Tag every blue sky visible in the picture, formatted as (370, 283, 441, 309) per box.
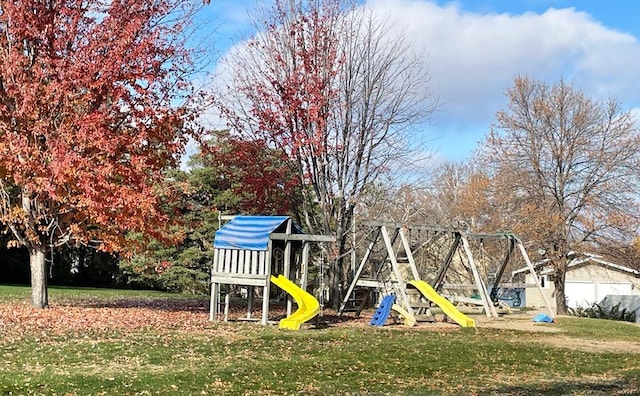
(199, 0, 640, 165)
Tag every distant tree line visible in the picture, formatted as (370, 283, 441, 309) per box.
(0, 236, 120, 288)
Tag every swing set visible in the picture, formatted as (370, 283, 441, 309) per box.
(338, 221, 553, 326)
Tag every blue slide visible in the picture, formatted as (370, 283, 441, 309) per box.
(370, 295, 396, 326)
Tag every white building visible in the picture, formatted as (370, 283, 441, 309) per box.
(511, 254, 640, 310)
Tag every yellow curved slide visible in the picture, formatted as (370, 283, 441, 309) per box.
(270, 275, 320, 330)
(408, 280, 475, 328)
(391, 304, 416, 327)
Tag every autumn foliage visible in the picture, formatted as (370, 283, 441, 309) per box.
(481, 77, 640, 313)
(0, 1, 201, 307)
(0, 299, 208, 342)
(217, 0, 434, 308)
(197, 132, 301, 215)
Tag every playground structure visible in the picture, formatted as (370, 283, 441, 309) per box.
(339, 221, 553, 327)
(209, 215, 333, 329)
(209, 216, 552, 330)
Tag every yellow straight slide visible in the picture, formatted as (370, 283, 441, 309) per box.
(270, 275, 320, 330)
(408, 280, 475, 328)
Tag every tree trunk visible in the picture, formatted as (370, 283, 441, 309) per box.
(328, 214, 350, 310)
(29, 246, 49, 308)
(327, 232, 344, 310)
(328, 257, 341, 310)
(553, 263, 568, 315)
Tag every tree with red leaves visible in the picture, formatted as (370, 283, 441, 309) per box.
(217, 0, 435, 307)
(198, 132, 302, 215)
(0, 0, 203, 308)
(119, 133, 301, 295)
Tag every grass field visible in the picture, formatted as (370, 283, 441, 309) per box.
(1, 285, 639, 395)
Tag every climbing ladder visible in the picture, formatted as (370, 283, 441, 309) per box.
(339, 224, 427, 320)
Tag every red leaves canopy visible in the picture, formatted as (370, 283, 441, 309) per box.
(200, 133, 301, 215)
(0, 0, 198, 252)
(220, 0, 342, 167)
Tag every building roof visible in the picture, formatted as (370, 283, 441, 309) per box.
(213, 215, 302, 251)
(511, 253, 640, 278)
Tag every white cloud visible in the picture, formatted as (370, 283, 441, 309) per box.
(366, 0, 640, 128)
(203, 0, 640, 163)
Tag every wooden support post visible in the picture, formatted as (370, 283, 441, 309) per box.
(284, 219, 293, 317)
(247, 286, 254, 319)
(339, 228, 381, 314)
(224, 293, 230, 322)
(262, 239, 273, 326)
(209, 250, 218, 321)
(433, 233, 461, 291)
(516, 242, 555, 317)
(399, 226, 421, 281)
(372, 227, 400, 280)
(301, 243, 310, 291)
(489, 238, 515, 301)
(209, 281, 218, 321)
(461, 233, 498, 318)
(381, 226, 414, 317)
(261, 284, 270, 325)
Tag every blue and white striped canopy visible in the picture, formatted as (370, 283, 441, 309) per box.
(213, 216, 302, 251)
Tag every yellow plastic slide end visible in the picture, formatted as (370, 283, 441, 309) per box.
(408, 280, 476, 328)
(270, 275, 320, 330)
(391, 304, 416, 327)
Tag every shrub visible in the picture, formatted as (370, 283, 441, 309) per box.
(570, 302, 636, 322)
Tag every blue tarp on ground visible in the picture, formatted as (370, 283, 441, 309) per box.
(214, 216, 302, 251)
(532, 313, 555, 323)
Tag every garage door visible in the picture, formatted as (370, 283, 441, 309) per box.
(565, 281, 596, 309)
(598, 282, 632, 300)
(565, 281, 632, 309)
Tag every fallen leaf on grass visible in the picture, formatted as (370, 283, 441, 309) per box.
(0, 298, 210, 341)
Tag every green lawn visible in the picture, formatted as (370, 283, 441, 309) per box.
(0, 284, 187, 302)
(1, 285, 639, 395)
